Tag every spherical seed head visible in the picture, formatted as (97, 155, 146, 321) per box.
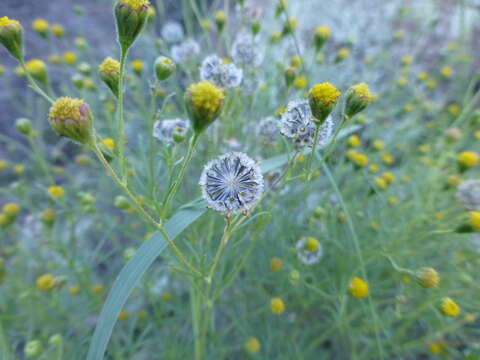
(440, 297, 460, 317)
(36, 273, 55, 291)
(0, 17, 23, 60)
(3, 202, 20, 217)
(309, 82, 341, 123)
(115, 0, 150, 50)
(349, 277, 369, 298)
(270, 297, 285, 314)
(416, 267, 440, 288)
(245, 337, 261, 354)
(185, 81, 225, 133)
(48, 97, 93, 144)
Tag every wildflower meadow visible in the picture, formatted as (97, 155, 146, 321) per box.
(0, 0, 479, 359)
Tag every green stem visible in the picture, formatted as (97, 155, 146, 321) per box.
(322, 163, 385, 360)
(160, 133, 199, 219)
(117, 47, 128, 183)
(91, 140, 201, 277)
(19, 59, 55, 105)
(306, 124, 321, 180)
(27, 135, 54, 185)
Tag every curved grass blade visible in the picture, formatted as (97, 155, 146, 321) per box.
(86, 204, 206, 360)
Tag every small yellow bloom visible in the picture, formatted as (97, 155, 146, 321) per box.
(36, 274, 55, 291)
(69, 285, 80, 295)
(337, 47, 349, 60)
(309, 82, 341, 106)
(382, 153, 394, 165)
(347, 135, 361, 147)
(397, 76, 408, 87)
(416, 267, 440, 288)
(3, 203, 20, 217)
(99, 57, 120, 74)
(187, 81, 225, 114)
(440, 297, 460, 317)
(118, 310, 129, 321)
(469, 211, 480, 231)
(401, 55, 413, 66)
(48, 54, 61, 65)
(418, 144, 430, 154)
(315, 26, 331, 38)
(63, 51, 77, 65)
(245, 337, 261, 354)
(101, 138, 115, 152)
(119, 0, 150, 11)
(270, 297, 285, 315)
(457, 151, 478, 168)
(369, 164, 379, 173)
(0, 16, 20, 28)
(32, 18, 49, 33)
(305, 237, 319, 252)
(353, 153, 368, 167)
(373, 177, 387, 190)
(270, 257, 283, 272)
(131, 59, 144, 73)
(294, 76, 307, 89)
(388, 197, 398, 206)
(161, 291, 172, 301)
(426, 79, 438, 89)
(271, 32, 282, 43)
(370, 221, 380, 230)
(48, 185, 65, 199)
(448, 104, 460, 116)
(25, 59, 47, 76)
(403, 103, 414, 113)
(447, 175, 463, 187)
(290, 55, 302, 68)
(372, 140, 384, 150)
(13, 164, 25, 175)
(0, 160, 8, 171)
(349, 277, 369, 298)
(51, 24, 64, 38)
(417, 72, 428, 81)
(440, 66, 453, 78)
(382, 172, 395, 184)
(92, 284, 104, 294)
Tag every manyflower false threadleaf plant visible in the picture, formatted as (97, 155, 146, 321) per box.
(114, 0, 150, 51)
(308, 82, 341, 124)
(48, 97, 94, 145)
(0, 16, 23, 60)
(185, 81, 225, 134)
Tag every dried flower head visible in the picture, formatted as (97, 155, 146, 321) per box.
(257, 116, 280, 145)
(153, 119, 189, 146)
(231, 33, 263, 67)
(200, 54, 243, 89)
(161, 21, 184, 43)
(171, 39, 200, 63)
(199, 152, 264, 215)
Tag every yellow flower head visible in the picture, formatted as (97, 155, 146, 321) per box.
(372, 140, 384, 150)
(0, 160, 7, 171)
(92, 284, 104, 294)
(51, 24, 64, 37)
(13, 164, 24, 175)
(36, 274, 55, 291)
(416, 267, 440, 288)
(382, 153, 394, 165)
(0, 16, 20, 28)
(315, 26, 331, 38)
(337, 47, 349, 60)
(119, 0, 150, 11)
(118, 310, 129, 321)
(294, 76, 307, 89)
(349, 277, 369, 298)
(48, 185, 65, 199)
(270, 297, 285, 315)
(309, 83, 341, 106)
(290, 55, 302, 68)
(353, 153, 369, 167)
(469, 211, 480, 231)
(3, 203, 20, 217)
(305, 237, 319, 252)
(382, 172, 395, 184)
(63, 51, 77, 65)
(25, 59, 46, 74)
(270, 257, 283, 272)
(99, 57, 120, 74)
(369, 164, 379, 173)
(350, 83, 375, 103)
(214, 10, 226, 24)
(101, 138, 115, 152)
(69, 285, 80, 295)
(440, 297, 460, 317)
(401, 55, 413, 66)
(131, 59, 144, 72)
(348, 135, 361, 147)
(397, 76, 408, 87)
(440, 66, 453, 78)
(187, 81, 224, 114)
(32, 18, 49, 32)
(373, 177, 387, 190)
(245, 337, 261, 354)
(417, 72, 428, 81)
(457, 151, 478, 168)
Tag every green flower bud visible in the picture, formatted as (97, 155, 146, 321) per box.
(77, 62, 91, 75)
(15, 118, 32, 135)
(284, 67, 295, 88)
(345, 83, 376, 119)
(114, 0, 151, 51)
(49, 334, 63, 347)
(0, 17, 24, 60)
(154, 56, 175, 81)
(24, 340, 43, 358)
(114, 195, 130, 210)
(251, 21, 260, 35)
